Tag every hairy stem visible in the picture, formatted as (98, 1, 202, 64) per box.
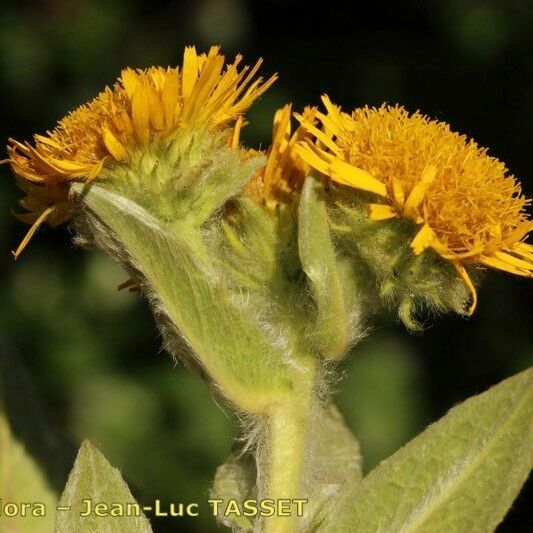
(262, 361, 316, 533)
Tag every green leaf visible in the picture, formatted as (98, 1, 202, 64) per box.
(0, 350, 72, 533)
(73, 183, 305, 413)
(0, 350, 73, 492)
(338, 335, 428, 471)
(211, 453, 256, 532)
(321, 368, 533, 532)
(299, 403, 362, 530)
(298, 176, 361, 359)
(0, 411, 58, 533)
(55, 440, 152, 533)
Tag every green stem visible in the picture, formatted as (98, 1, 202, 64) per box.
(262, 361, 316, 533)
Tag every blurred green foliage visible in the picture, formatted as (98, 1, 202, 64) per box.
(0, 1, 532, 531)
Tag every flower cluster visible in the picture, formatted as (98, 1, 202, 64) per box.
(6, 46, 532, 315)
(295, 96, 533, 313)
(8, 46, 276, 257)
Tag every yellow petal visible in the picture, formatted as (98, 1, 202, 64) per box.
(103, 128, 128, 161)
(147, 86, 165, 130)
(503, 221, 533, 246)
(182, 46, 199, 101)
(272, 105, 291, 152)
(516, 241, 533, 253)
(479, 254, 533, 277)
(263, 106, 291, 183)
(34, 135, 62, 149)
(293, 113, 342, 156)
(320, 95, 345, 132)
(430, 237, 454, 256)
(438, 243, 485, 260)
(161, 71, 180, 128)
(293, 107, 318, 145)
(392, 177, 405, 205)
(367, 203, 397, 220)
(514, 242, 533, 261)
(9, 139, 32, 155)
(230, 116, 243, 149)
(113, 108, 134, 137)
(314, 110, 343, 138)
(131, 85, 150, 144)
(493, 251, 533, 273)
(43, 156, 93, 177)
(329, 158, 387, 196)
(121, 68, 140, 98)
(293, 144, 330, 176)
(410, 223, 436, 255)
(86, 158, 106, 184)
(404, 164, 438, 213)
(183, 54, 224, 121)
(454, 262, 478, 316)
(12, 205, 56, 260)
(26, 147, 87, 177)
(232, 58, 261, 100)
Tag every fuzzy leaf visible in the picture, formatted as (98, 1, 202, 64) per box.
(73, 184, 302, 413)
(0, 351, 73, 492)
(320, 368, 533, 532)
(211, 453, 256, 532)
(55, 440, 152, 533)
(0, 350, 72, 533)
(299, 176, 360, 359)
(0, 411, 57, 533)
(298, 403, 362, 531)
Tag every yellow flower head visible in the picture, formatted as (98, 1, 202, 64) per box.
(8, 45, 276, 258)
(247, 104, 317, 207)
(295, 95, 533, 314)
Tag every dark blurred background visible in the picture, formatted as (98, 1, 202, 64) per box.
(0, 1, 532, 531)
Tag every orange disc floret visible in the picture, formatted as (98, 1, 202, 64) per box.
(7, 45, 276, 258)
(295, 95, 533, 314)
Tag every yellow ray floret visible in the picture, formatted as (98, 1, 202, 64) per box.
(7, 45, 277, 258)
(247, 104, 317, 207)
(296, 95, 533, 314)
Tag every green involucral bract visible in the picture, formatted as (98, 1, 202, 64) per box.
(324, 183, 471, 330)
(298, 176, 363, 359)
